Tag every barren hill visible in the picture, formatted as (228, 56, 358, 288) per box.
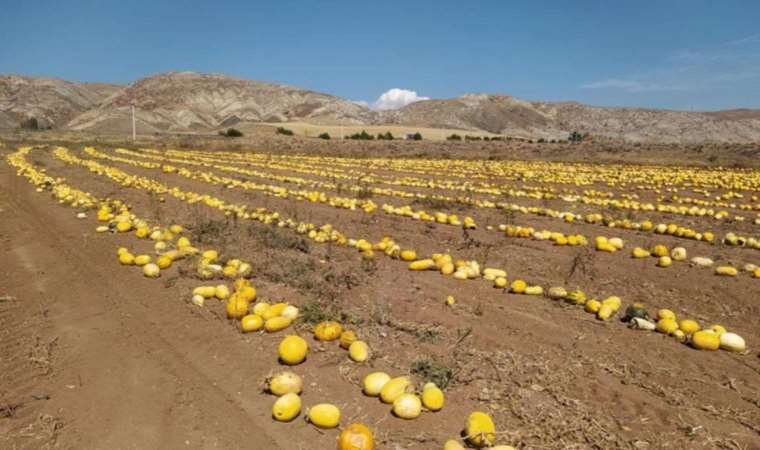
(383, 94, 760, 143)
(0, 75, 120, 128)
(2, 72, 759, 143)
(67, 72, 371, 133)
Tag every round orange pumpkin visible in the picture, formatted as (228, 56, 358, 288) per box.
(314, 321, 343, 341)
(337, 423, 374, 450)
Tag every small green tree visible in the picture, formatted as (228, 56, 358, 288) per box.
(22, 117, 39, 130)
(219, 128, 243, 137)
(411, 132, 422, 141)
(318, 132, 330, 140)
(569, 131, 583, 143)
(446, 134, 462, 141)
(276, 127, 294, 136)
(349, 130, 374, 140)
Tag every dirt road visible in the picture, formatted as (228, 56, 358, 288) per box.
(0, 162, 286, 449)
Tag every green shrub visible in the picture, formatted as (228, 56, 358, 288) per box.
(21, 117, 39, 130)
(219, 128, 243, 137)
(446, 134, 462, 141)
(318, 132, 331, 140)
(569, 131, 583, 142)
(348, 130, 374, 140)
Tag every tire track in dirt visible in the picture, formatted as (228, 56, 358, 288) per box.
(0, 162, 285, 449)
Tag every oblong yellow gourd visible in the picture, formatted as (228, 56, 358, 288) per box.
(240, 314, 264, 332)
(692, 330, 719, 350)
(380, 376, 411, 404)
(524, 285, 543, 295)
(267, 371, 302, 396)
(719, 332, 746, 352)
(263, 302, 288, 320)
(214, 284, 230, 300)
(134, 254, 151, 266)
(715, 266, 738, 276)
(118, 252, 135, 265)
(466, 411, 496, 447)
(272, 393, 301, 422)
(421, 383, 444, 411)
(679, 319, 700, 335)
(392, 393, 422, 419)
(400, 249, 417, 261)
(348, 340, 369, 362)
(193, 286, 217, 298)
(409, 259, 435, 270)
(657, 309, 676, 321)
(265, 316, 292, 333)
(363, 372, 391, 397)
(656, 318, 678, 334)
(308, 403, 341, 429)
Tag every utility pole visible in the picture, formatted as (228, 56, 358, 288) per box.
(131, 104, 136, 141)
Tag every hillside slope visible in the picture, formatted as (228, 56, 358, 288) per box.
(0, 75, 120, 128)
(384, 94, 760, 143)
(2, 72, 759, 143)
(67, 72, 372, 133)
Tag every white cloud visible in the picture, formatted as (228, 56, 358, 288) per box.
(580, 35, 760, 97)
(726, 33, 760, 47)
(370, 88, 429, 110)
(581, 79, 667, 93)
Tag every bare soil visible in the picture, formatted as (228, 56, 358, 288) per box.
(1, 134, 760, 449)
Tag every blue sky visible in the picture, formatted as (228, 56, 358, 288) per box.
(1, 0, 759, 111)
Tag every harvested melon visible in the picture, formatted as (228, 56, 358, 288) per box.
(278, 335, 308, 365)
(272, 393, 301, 422)
(338, 423, 374, 450)
(692, 330, 719, 350)
(265, 316, 292, 333)
(349, 340, 369, 362)
(339, 330, 358, 349)
(314, 321, 343, 341)
(307, 403, 341, 429)
(380, 376, 411, 404)
(466, 411, 496, 447)
(363, 372, 391, 397)
(392, 393, 422, 419)
(421, 383, 444, 411)
(240, 314, 264, 332)
(267, 371, 303, 396)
